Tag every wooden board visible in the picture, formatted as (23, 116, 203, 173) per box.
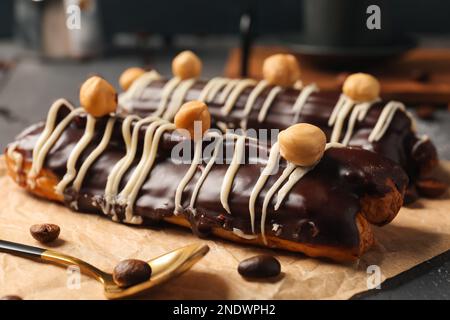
(225, 46, 450, 105)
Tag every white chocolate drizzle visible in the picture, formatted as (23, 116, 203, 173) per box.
(260, 163, 296, 244)
(242, 80, 269, 117)
(198, 77, 220, 101)
(162, 78, 196, 120)
(217, 79, 239, 104)
(152, 77, 182, 117)
(28, 107, 84, 188)
(291, 83, 319, 124)
(118, 120, 176, 224)
(29, 99, 76, 183)
(72, 118, 116, 192)
(257, 142, 344, 243)
(207, 78, 230, 102)
(274, 167, 310, 211)
(239, 80, 272, 130)
(328, 95, 356, 143)
(55, 115, 97, 195)
(328, 94, 380, 144)
(341, 102, 372, 146)
(257, 86, 282, 123)
(233, 228, 258, 240)
(102, 115, 153, 215)
(189, 134, 223, 210)
(198, 77, 229, 102)
(412, 135, 429, 154)
(368, 101, 405, 142)
(248, 142, 280, 234)
(274, 142, 344, 211)
(119, 70, 161, 108)
(123, 122, 176, 224)
(116, 119, 170, 220)
(220, 135, 246, 213)
(221, 79, 256, 116)
(175, 139, 203, 213)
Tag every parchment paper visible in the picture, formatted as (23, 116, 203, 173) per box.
(0, 158, 449, 300)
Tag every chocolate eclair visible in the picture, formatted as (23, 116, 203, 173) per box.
(5, 77, 408, 261)
(117, 52, 437, 189)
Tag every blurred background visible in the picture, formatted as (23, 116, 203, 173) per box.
(0, 1, 449, 151)
(0, 0, 449, 299)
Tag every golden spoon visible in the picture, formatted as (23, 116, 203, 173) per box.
(0, 240, 209, 299)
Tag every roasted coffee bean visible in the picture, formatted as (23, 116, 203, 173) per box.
(238, 255, 281, 278)
(416, 105, 436, 120)
(416, 178, 448, 198)
(113, 259, 152, 287)
(0, 295, 22, 300)
(30, 223, 60, 243)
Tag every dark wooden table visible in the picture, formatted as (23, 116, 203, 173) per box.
(0, 42, 449, 300)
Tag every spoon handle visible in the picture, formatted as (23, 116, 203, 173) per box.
(0, 239, 45, 259)
(0, 239, 108, 281)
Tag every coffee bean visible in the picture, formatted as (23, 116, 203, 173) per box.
(113, 259, 152, 287)
(30, 223, 60, 243)
(416, 178, 448, 198)
(0, 295, 22, 300)
(238, 255, 281, 278)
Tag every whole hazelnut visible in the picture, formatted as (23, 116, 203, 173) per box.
(342, 73, 380, 102)
(262, 54, 301, 87)
(278, 123, 326, 166)
(172, 50, 202, 80)
(80, 76, 117, 117)
(174, 100, 211, 139)
(119, 67, 146, 91)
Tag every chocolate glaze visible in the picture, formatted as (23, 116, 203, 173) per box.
(122, 79, 437, 182)
(9, 107, 408, 253)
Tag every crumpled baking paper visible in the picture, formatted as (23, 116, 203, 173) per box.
(0, 158, 449, 299)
